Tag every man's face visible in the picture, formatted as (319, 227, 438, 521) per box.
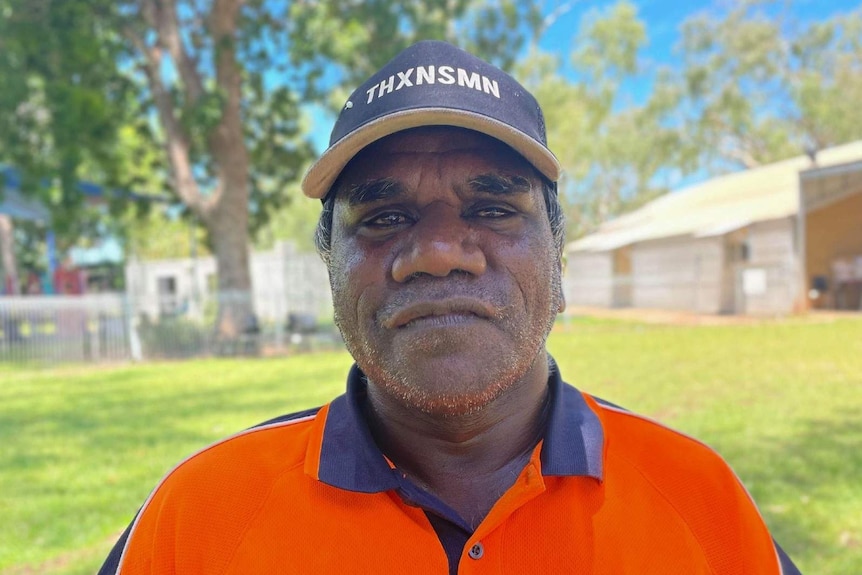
(328, 127, 563, 416)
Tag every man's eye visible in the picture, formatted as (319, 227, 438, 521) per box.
(474, 205, 515, 218)
(364, 212, 410, 227)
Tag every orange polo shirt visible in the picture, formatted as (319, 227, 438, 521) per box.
(99, 361, 801, 574)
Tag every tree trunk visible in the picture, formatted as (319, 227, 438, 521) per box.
(205, 0, 253, 345)
(130, 0, 256, 346)
(0, 215, 20, 295)
(206, 190, 254, 342)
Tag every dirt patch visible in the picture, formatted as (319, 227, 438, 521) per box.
(562, 306, 861, 326)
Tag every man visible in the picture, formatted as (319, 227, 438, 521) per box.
(100, 41, 801, 574)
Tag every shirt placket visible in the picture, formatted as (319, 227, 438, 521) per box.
(458, 450, 547, 574)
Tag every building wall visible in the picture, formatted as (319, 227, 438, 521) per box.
(738, 217, 799, 315)
(125, 241, 332, 322)
(564, 252, 613, 308)
(250, 242, 331, 320)
(125, 256, 215, 319)
(631, 236, 724, 313)
(805, 190, 862, 309)
(611, 247, 633, 307)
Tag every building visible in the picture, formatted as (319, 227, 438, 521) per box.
(799, 159, 862, 312)
(565, 141, 862, 315)
(0, 168, 51, 221)
(0, 241, 332, 364)
(124, 241, 332, 323)
(1, 167, 51, 294)
(1, 165, 157, 295)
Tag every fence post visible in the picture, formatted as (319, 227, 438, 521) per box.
(125, 294, 143, 361)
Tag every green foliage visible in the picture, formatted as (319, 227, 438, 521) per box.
(0, 0, 541, 275)
(285, 0, 542, 103)
(10, 220, 46, 275)
(789, 13, 862, 150)
(2, 317, 861, 573)
(661, 0, 862, 170)
(571, 1, 645, 87)
(0, 0, 143, 248)
(522, 0, 862, 239)
(123, 208, 210, 261)
(519, 2, 680, 239)
(137, 316, 210, 359)
(253, 182, 322, 254)
(276, 0, 544, 120)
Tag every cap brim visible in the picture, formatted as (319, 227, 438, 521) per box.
(301, 108, 561, 199)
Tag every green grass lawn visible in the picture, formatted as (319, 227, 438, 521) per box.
(2, 316, 861, 574)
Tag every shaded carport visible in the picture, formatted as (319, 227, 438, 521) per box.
(798, 160, 862, 310)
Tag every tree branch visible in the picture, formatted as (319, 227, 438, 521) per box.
(152, 0, 205, 103)
(122, 23, 206, 214)
(206, 0, 248, 212)
(720, 141, 762, 169)
(541, 1, 575, 37)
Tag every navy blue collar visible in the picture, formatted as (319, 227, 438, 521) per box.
(316, 357, 605, 493)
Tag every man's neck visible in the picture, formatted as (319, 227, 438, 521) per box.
(364, 353, 552, 528)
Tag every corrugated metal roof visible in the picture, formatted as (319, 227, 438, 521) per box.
(0, 188, 50, 221)
(1, 166, 172, 218)
(0, 187, 50, 222)
(1, 166, 49, 221)
(567, 141, 862, 253)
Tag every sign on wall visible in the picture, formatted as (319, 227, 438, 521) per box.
(742, 268, 768, 296)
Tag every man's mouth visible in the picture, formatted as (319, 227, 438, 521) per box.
(382, 298, 497, 329)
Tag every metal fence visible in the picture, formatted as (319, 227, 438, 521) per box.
(0, 292, 342, 364)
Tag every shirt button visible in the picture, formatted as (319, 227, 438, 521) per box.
(468, 542, 484, 560)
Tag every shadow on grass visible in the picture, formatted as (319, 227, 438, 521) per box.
(709, 408, 862, 573)
(1, 359, 349, 572)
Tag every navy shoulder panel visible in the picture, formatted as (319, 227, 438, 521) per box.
(97, 520, 134, 575)
(589, 395, 629, 412)
(775, 540, 803, 574)
(250, 406, 322, 429)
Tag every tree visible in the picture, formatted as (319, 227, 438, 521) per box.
(0, 214, 19, 294)
(662, 0, 862, 171)
(0, 0, 543, 338)
(520, 0, 862, 239)
(518, 1, 680, 238)
(285, 0, 542, 106)
(0, 0, 139, 232)
(254, 181, 322, 254)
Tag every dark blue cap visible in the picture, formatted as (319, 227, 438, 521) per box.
(302, 40, 560, 199)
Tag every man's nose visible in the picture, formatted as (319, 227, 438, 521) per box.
(391, 209, 487, 282)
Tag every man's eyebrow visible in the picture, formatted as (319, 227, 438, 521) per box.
(468, 173, 533, 195)
(346, 178, 405, 206)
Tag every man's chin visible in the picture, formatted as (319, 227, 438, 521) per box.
(376, 378, 506, 418)
(362, 352, 532, 417)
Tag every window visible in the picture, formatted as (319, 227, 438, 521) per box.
(157, 276, 178, 316)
